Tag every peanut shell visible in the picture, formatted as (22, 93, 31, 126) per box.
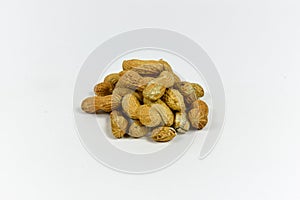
(136, 105, 161, 127)
(81, 94, 121, 113)
(122, 93, 140, 119)
(191, 83, 204, 98)
(151, 126, 176, 142)
(104, 73, 120, 88)
(110, 110, 128, 138)
(188, 108, 208, 130)
(122, 59, 172, 75)
(152, 103, 174, 127)
(162, 88, 186, 111)
(94, 82, 113, 96)
(174, 112, 190, 133)
(143, 83, 166, 101)
(191, 100, 209, 116)
(128, 120, 149, 138)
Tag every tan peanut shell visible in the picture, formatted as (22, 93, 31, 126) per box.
(175, 82, 205, 105)
(174, 81, 198, 104)
(81, 94, 121, 113)
(112, 87, 143, 101)
(151, 126, 177, 142)
(104, 73, 120, 88)
(152, 71, 175, 88)
(191, 100, 209, 115)
(191, 83, 204, 98)
(152, 103, 174, 127)
(116, 70, 154, 91)
(188, 108, 208, 130)
(122, 59, 173, 75)
(110, 110, 128, 138)
(174, 81, 193, 96)
(142, 71, 175, 101)
(174, 112, 190, 133)
(162, 88, 186, 111)
(136, 105, 161, 127)
(122, 93, 140, 119)
(143, 83, 166, 101)
(128, 120, 149, 138)
(94, 82, 113, 96)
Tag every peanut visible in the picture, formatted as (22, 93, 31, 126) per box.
(191, 83, 204, 98)
(104, 73, 120, 88)
(122, 93, 140, 119)
(94, 82, 113, 96)
(110, 110, 128, 138)
(142, 83, 166, 101)
(81, 94, 121, 113)
(150, 71, 175, 88)
(136, 105, 161, 127)
(152, 103, 174, 127)
(128, 120, 149, 138)
(174, 81, 203, 105)
(115, 70, 154, 91)
(151, 126, 176, 142)
(136, 102, 174, 127)
(162, 88, 186, 111)
(112, 87, 143, 101)
(122, 59, 173, 75)
(143, 71, 175, 101)
(191, 99, 209, 115)
(188, 109, 208, 130)
(174, 112, 190, 133)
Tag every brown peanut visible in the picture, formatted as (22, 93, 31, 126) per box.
(142, 83, 166, 101)
(143, 71, 175, 101)
(104, 73, 120, 88)
(122, 59, 173, 75)
(110, 110, 128, 138)
(122, 93, 140, 119)
(162, 88, 186, 111)
(116, 70, 154, 91)
(174, 81, 203, 105)
(81, 94, 121, 113)
(191, 83, 204, 98)
(191, 99, 209, 115)
(128, 120, 149, 138)
(151, 71, 175, 88)
(152, 103, 174, 127)
(112, 87, 143, 101)
(94, 82, 113, 96)
(174, 112, 190, 133)
(136, 105, 161, 127)
(188, 109, 208, 130)
(151, 126, 176, 142)
(136, 103, 174, 127)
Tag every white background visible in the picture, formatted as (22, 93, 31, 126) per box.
(1, 0, 300, 199)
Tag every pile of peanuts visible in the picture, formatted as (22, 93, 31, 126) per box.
(81, 59, 209, 142)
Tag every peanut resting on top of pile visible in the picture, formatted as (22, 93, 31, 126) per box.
(81, 59, 209, 142)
